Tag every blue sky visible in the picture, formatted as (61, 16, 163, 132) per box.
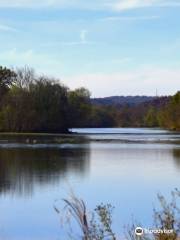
(0, 0, 180, 97)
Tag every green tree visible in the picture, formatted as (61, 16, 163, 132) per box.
(0, 67, 70, 133)
(0, 66, 16, 100)
(68, 87, 91, 128)
(144, 107, 159, 127)
(159, 92, 180, 130)
(30, 77, 69, 132)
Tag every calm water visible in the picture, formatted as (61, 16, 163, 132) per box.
(0, 128, 180, 240)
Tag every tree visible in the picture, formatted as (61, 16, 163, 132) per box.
(159, 92, 180, 130)
(0, 67, 70, 133)
(14, 66, 35, 89)
(0, 66, 16, 100)
(68, 87, 91, 128)
(144, 107, 159, 127)
(30, 77, 69, 132)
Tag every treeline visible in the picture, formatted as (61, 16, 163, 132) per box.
(0, 66, 91, 133)
(89, 93, 180, 130)
(0, 66, 179, 132)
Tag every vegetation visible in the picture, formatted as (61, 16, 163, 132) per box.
(158, 92, 180, 130)
(153, 189, 180, 240)
(55, 192, 117, 240)
(89, 93, 180, 130)
(0, 65, 179, 133)
(56, 189, 180, 240)
(0, 66, 90, 133)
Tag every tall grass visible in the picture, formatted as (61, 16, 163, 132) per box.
(55, 189, 180, 240)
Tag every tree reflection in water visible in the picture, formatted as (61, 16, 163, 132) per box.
(173, 148, 180, 168)
(0, 146, 90, 197)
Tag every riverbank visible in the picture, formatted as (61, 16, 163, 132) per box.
(0, 132, 87, 144)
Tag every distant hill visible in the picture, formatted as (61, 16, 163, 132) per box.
(91, 96, 157, 107)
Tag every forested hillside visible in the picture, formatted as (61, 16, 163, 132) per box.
(91, 96, 155, 106)
(89, 94, 180, 130)
(0, 66, 179, 132)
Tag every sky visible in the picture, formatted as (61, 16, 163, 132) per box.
(0, 0, 180, 97)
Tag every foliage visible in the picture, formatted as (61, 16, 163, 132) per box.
(0, 65, 179, 132)
(55, 193, 117, 240)
(0, 66, 91, 133)
(58, 190, 180, 240)
(144, 107, 159, 127)
(125, 189, 180, 240)
(68, 87, 91, 128)
(89, 105, 116, 128)
(153, 188, 180, 240)
(158, 92, 180, 130)
(90, 95, 179, 130)
(0, 66, 16, 99)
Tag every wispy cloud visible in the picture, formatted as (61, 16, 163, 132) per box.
(112, 0, 180, 11)
(0, 0, 93, 8)
(0, 23, 17, 32)
(101, 15, 160, 21)
(0, 48, 63, 76)
(44, 30, 95, 46)
(0, 48, 36, 62)
(112, 0, 156, 11)
(65, 66, 180, 97)
(0, 0, 180, 10)
(57, 41, 94, 46)
(0, 0, 54, 8)
(80, 29, 88, 43)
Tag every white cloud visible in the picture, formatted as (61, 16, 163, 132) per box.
(64, 66, 180, 97)
(101, 15, 160, 21)
(113, 0, 156, 10)
(0, 48, 63, 76)
(0, 0, 59, 8)
(0, 0, 180, 10)
(0, 48, 34, 62)
(113, 0, 180, 10)
(80, 29, 88, 43)
(55, 41, 94, 46)
(0, 24, 17, 32)
(44, 30, 95, 46)
(0, 0, 91, 8)
(1, 49, 179, 96)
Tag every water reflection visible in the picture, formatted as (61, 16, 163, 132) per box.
(0, 147, 90, 197)
(0, 129, 180, 240)
(173, 148, 180, 168)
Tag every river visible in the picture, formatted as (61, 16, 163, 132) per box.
(0, 128, 179, 240)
